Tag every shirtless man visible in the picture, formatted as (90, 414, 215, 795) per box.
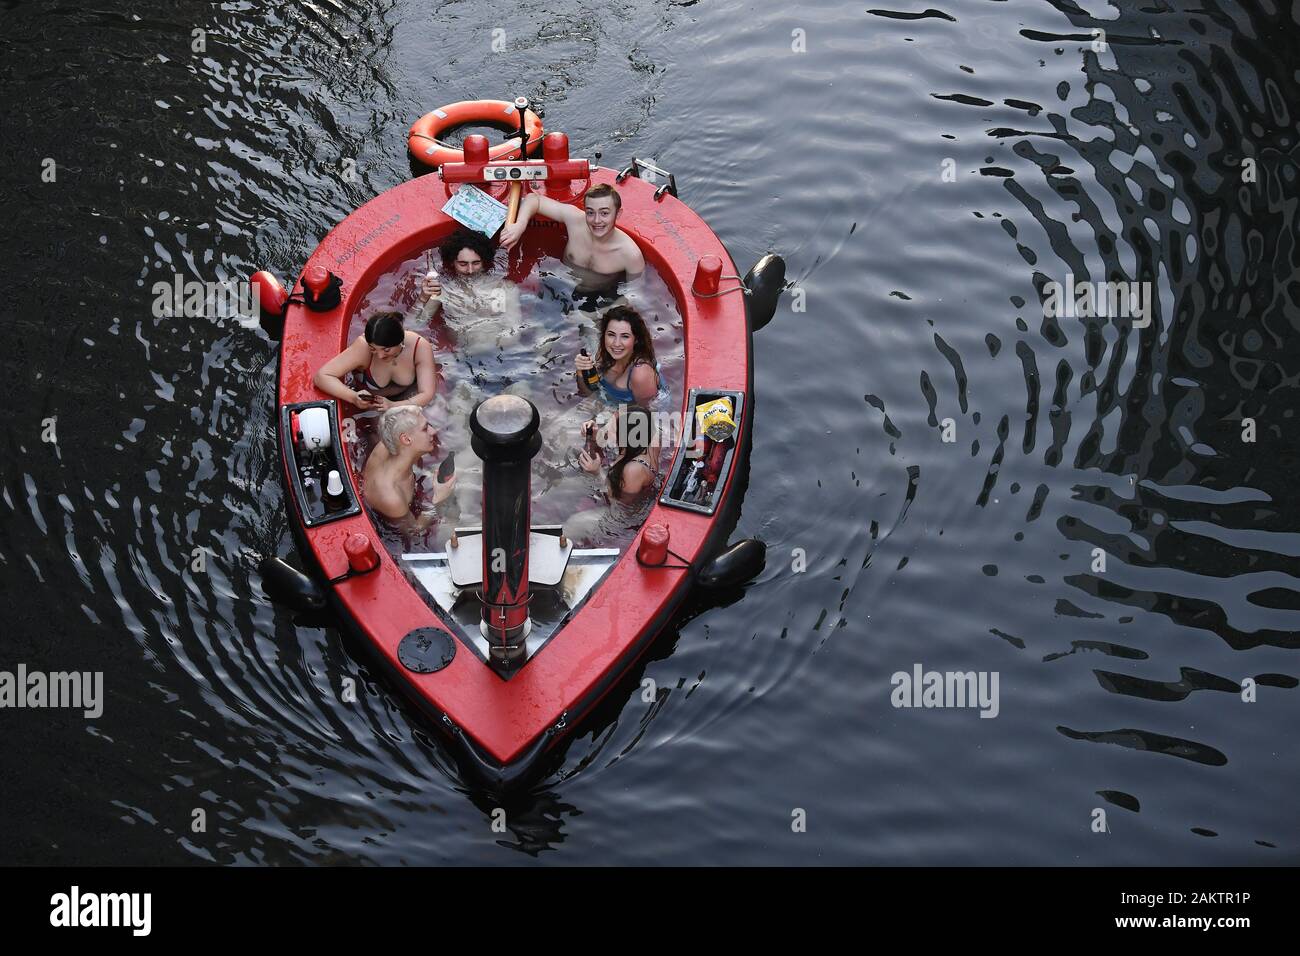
(363, 406, 456, 531)
(498, 183, 645, 288)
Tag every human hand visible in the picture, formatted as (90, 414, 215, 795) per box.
(499, 220, 525, 250)
(432, 472, 457, 504)
(420, 275, 441, 299)
(575, 351, 595, 372)
(371, 396, 394, 412)
(578, 449, 602, 474)
(353, 389, 379, 410)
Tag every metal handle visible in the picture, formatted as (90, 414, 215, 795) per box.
(616, 157, 678, 199)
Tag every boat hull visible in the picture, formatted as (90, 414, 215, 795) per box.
(274, 167, 754, 789)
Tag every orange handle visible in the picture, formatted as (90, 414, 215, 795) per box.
(506, 181, 523, 225)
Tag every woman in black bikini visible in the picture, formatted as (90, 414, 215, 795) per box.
(313, 311, 439, 411)
(578, 404, 660, 503)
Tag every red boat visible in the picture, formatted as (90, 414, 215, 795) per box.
(254, 108, 783, 790)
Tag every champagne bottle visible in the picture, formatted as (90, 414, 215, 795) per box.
(579, 348, 602, 391)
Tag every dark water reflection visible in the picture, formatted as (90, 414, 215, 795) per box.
(0, 0, 1297, 863)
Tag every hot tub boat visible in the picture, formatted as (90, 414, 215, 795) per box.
(255, 103, 784, 790)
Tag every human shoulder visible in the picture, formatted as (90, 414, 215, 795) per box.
(339, 333, 372, 366)
(619, 231, 646, 273)
(363, 443, 391, 482)
(622, 458, 653, 494)
(365, 467, 409, 520)
(629, 361, 658, 388)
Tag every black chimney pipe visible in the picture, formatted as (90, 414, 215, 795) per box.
(469, 395, 541, 668)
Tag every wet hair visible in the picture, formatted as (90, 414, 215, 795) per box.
(379, 406, 424, 455)
(584, 183, 621, 212)
(608, 404, 654, 499)
(438, 229, 496, 272)
(365, 311, 405, 348)
(596, 305, 657, 372)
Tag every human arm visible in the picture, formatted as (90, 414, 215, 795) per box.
(620, 421, 660, 496)
(629, 362, 659, 404)
(414, 274, 443, 324)
(314, 336, 380, 409)
(499, 193, 586, 249)
(431, 472, 457, 505)
(364, 477, 412, 524)
(368, 484, 445, 533)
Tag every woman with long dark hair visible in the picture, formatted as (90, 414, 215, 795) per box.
(574, 306, 661, 406)
(578, 404, 660, 503)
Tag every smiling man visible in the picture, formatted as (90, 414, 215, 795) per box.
(499, 183, 645, 307)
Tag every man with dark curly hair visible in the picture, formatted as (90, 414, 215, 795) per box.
(416, 228, 522, 350)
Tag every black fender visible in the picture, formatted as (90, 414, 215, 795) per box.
(744, 254, 786, 332)
(442, 714, 562, 794)
(697, 538, 766, 589)
(258, 555, 327, 613)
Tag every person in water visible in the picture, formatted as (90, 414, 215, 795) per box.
(363, 406, 456, 531)
(574, 305, 661, 405)
(499, 183, 645, 308)
(577, 404, 660, 502)
(416, 229, 520, 330)
(314, 312, 438, 410)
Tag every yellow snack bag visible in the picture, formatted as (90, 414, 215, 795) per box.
(696, 397, 737, 442)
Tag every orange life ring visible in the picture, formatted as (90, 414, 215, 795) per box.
(408, 100, 544, 168)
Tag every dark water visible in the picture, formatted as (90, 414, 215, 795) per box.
(2, 0, 1298, 864)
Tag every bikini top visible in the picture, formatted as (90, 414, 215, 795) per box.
(600, 359, 660, 404)
(361, 334, 422, 393)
